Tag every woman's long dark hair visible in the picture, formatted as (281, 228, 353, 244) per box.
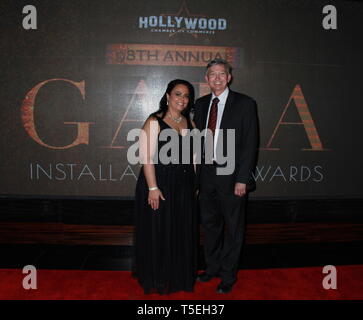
(150, 79, 195, 120)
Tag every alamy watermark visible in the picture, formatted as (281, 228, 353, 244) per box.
(322, 265, 337, 290)
(127, 120, 236, 175)
(22, 5, 37, 30)
(22, 265, 37, 290)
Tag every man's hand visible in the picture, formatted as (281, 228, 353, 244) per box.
(234, 182, 246, 197)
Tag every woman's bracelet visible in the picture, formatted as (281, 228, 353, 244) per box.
(148, 186, 158, 191)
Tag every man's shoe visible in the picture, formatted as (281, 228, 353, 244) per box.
(216, 282, 233, 294)
(196, 272, 215, 282)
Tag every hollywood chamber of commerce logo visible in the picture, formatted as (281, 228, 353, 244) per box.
(138, 0, 228, 37)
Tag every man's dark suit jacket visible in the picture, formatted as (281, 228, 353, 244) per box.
(193, 89, 258, 193)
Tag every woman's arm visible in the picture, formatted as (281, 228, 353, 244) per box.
(191, 119, 197, 173)
(139, 117, 165, 210)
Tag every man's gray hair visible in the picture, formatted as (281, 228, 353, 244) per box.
(206, 58, 232, 74)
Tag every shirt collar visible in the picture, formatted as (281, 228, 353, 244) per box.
(212, 87, 229, 105)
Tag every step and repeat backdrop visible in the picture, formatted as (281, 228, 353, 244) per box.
(1, 0, 362, 199)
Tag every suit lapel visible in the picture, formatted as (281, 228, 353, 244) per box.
(215, 90, 235, 160)
(200, 90, 235, 130)
(200, 94, 212, 129)
(219, 90, 235, 130)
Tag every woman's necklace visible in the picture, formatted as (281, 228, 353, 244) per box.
(167, 112, 182, 123)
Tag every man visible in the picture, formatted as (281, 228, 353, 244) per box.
(193, 58, 258, 294)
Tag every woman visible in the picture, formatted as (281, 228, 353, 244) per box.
(133, 79, 197, 294)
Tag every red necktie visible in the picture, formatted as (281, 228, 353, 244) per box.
(207, 97, 219, 136)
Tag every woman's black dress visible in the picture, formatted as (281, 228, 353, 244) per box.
(133, 116, 197, 294)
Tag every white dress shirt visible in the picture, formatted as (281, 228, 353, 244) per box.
(204, 88, 229, 160)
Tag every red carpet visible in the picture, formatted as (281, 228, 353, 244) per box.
(0, 265, 362, 300)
